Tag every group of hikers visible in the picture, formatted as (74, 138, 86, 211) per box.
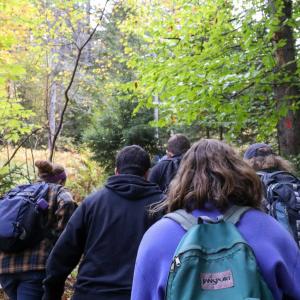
(0, 134, 299, 300)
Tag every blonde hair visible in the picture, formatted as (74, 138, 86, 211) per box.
(245, 147, 294, 173)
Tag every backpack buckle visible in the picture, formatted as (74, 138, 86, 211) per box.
(198, 216, 223, 224)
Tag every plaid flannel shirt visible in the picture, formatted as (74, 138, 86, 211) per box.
(0, 183, 76, 274)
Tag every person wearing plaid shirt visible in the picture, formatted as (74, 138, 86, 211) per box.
(0, 160, 77, 300)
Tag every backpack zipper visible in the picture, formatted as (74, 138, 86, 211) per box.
(170, 256, 181, 272)
(170, 241, 249, 272)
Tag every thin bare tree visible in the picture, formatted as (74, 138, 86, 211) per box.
(49, 0, 110, 161)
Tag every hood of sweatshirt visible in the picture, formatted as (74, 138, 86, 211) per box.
(105, 174, 162, 200)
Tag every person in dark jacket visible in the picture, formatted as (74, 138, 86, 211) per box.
(43, 145, 164, 300)
(148, 134, 190, 192)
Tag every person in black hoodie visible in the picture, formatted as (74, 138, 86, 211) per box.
(42, 145, 164, 300)
(148, 134, 190, 192)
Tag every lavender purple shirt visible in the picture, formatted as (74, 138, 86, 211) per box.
(131, 208, 300, 300)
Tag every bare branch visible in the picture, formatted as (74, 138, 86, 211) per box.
(2, 127, 43, 168)
(49, 0, 110, 161)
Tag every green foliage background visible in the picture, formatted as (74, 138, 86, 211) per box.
(118, 0, 300, 145)
(1, 0, 300, 193)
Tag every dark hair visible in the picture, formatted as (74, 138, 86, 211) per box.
(154, 139, 263, 213)
(35, 160, 67, 184)
(167, 134, 190, 156)
(116, 145, 151, 176)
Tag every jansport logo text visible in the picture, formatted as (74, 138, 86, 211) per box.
(200, 270, 234, 290)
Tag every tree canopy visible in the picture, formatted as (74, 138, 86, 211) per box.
(1, 0, 300, 188)
(119, 0, 300, 153)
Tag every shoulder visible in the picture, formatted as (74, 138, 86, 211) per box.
(239, 209, 300, 298)
(238, 209, 299, 257)
(144, 216, 183, 237)
(67, 189, 106, 222)
(149, 160, 173, 179)
(47, 184, 73, 203)
(138, 217, 185, 258)
(239, 209, 293, 239)
(132, 217, 185, 300)
(80, 187, 115, 212)
(151, 159, 173, 171)
(57, 187, 73, 202)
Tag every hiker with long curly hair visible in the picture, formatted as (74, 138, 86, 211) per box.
(244, 143, 300, 247)
(131, 139, 300, 300)
(243, 143, 294, 173)
(0, 160, 77, 300)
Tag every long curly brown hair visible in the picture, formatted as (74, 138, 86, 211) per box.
(156, 139, 263, 213)
(244, 147, 294, 173)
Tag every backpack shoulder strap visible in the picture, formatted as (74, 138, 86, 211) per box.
(164, 206, 251, 229)
(48, 183, 63, 193)
(256, 170, 267, 177)
(223, 205, 251, 225)
(172, 157, 181, 169)
(268, 170, 294, 177)
(256, 171, 274, 183)
(164, 209, 197, 231)
(258, 170, 298, 181)
(273, 171, 300, 181)
(157, 159, 174, 183)
(35, 182, 49, 196)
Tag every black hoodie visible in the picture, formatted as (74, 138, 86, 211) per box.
(43, 174, 163, 300)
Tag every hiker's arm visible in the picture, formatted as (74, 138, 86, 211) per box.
(131, 227, 163, 300)
(291, 251, 300, 298)
(131, 218, 181, 300)
(55, 188, 77, 236)
(282, 244, 300, 299)
(240, 212, 300, 299)
(43, 202, 86, 300)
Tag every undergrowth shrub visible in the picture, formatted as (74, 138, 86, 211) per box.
(0, 147, 105, 202)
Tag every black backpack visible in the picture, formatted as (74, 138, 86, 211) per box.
(160, 157, 181, 193)
(0, 182, 50, 252)
(258, 171, 300, 247)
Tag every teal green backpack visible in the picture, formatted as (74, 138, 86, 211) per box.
(164, 206, 274, 300)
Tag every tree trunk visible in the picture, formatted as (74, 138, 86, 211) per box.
(48, 81, 56, 150)
(85, 0, 92, 64)
(272, 0, 300, 155)
(219, 126, 224, 140)
(206, 127, 210, 139)
(7, 80, 15, 99)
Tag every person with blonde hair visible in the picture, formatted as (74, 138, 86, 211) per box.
(243, 143, 294, 172)
(131, 139, 300, 300)
(0, 160, 76, 300)
(244, 143, 300, 247)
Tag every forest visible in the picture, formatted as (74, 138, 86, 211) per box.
(1, 0, 300, 199)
